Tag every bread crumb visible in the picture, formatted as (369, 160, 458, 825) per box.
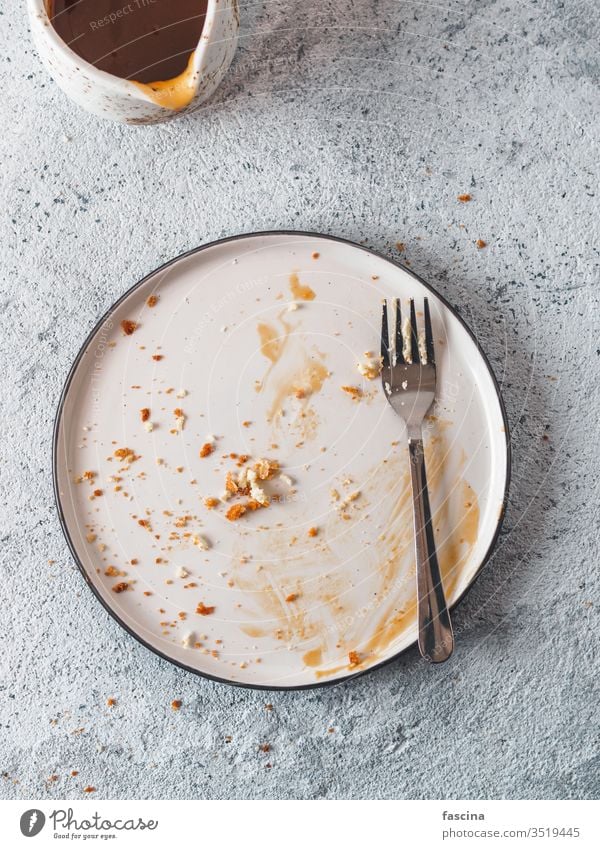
(111, 582, 129, 593)
(173, 409, 185, 432)
(307, 527, 318, 537)
(196, 602, 215, 616)
(114, 447, 137, 464)
(200, 442, 214, 458)
(146, 294, 159, 308)
(226, 503, 247, 521)
(476, 239, 487, 249)
(457, 193, 472, 202)
(120, 319, 137, 335)
(181, 631, 195, 648)
(357, 354, 383, 380)
(285, 593, 298, 602)
(140, 408, 150, 422)
(348, 650, 360, 667)
(341, 385, 362, 400)
(106, 698, 116, 707)
(83, 786, 96, 794)
(171, 699, 182, 711)
(193, 535, 210, 551)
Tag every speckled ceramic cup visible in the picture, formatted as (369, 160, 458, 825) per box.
(27, 0, 239, 124)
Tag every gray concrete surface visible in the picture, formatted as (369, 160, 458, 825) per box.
(1, 0, 599, 800)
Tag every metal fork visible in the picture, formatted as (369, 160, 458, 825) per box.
(381, 297, 454, 663)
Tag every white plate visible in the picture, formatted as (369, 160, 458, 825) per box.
(54, 232, 510, 689)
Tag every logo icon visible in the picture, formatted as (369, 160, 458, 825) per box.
(20, 810, 45, 837)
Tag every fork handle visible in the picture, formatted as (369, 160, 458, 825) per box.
(408, 435, 454, 662)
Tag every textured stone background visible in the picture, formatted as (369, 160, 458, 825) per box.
(1, 0, 598, 800)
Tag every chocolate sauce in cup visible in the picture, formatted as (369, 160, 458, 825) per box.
(28, 0, 239, 124)
(50, 0, 208, 84)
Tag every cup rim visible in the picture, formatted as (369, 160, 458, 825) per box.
(27, 0, 219, 98)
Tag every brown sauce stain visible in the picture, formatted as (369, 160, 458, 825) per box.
(240, 625, 267, 639)
(303, 647, 323, 667)
(256, 311, 294, 395)
(267, 356, 330, 426)
(315, 432, 480, 678)
(233, 568, 318, 647)
(437, 480, 480, 600)
(230, 413, 480, 681)
(315, 663, 347, 680)
(289, 272, 315, 301)
(257, 322, 284, 364)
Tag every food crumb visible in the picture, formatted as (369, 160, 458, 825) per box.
(307, 527, 318, 537)
(106, 698, 116, 707)
(285, 593, 298, 603)
(311, 251, 320, 260)
(476, 238, 487, 248)
(348, 650, 360, 667)
(120, 319, 137, 335)
(457, 193, 472, 203)
(196, 602, 215, 616)
(200, 442, 214, 458)
(226, 503, 247, 521)
(140, 408, 150, 422)
(171, 700, 182, 711)
(146, 294, 159, 308)
(341, 385, 362, 400)
(193, 534, 210, 551)
(173, 408, 185, 432)
(357, 353, 383, 380)
(83, 786, 96, 793)
(111, 582, 129, 593)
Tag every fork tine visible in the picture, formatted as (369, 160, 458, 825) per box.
(394, 298, 405, 364)
(409, 298, 419, 364)
(380, 300, 390, 367)
(423, 297, 435, 365)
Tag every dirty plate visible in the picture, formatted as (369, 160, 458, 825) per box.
(54, 231, 510, 689)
